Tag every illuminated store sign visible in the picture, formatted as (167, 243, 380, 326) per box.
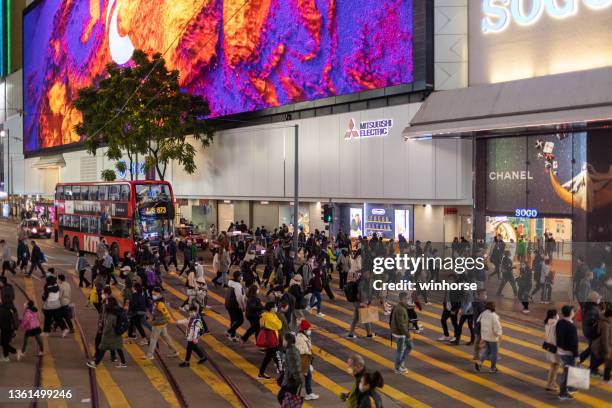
(482, 0, 612, 33)
(345, 118, 393, 140)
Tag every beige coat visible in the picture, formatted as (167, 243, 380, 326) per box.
(478, 310, 502, 342)
(544, 318, 560, 364)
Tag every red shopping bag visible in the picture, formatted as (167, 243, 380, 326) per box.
(256, 329, 279, 349)
(576, 308, 582, 322)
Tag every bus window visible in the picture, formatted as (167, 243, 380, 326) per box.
(73, 186, 81, 200)
(89, 186, 98, 201)
(80, 216, 88, 232)
(81, 186, 89, 201)
(120, 184, 130, 201)
(58, 215, 64, 227)
(98, 185, 108, 201)
(64, 186, 72, 199)
(89, 218, 100, 235)
(110, 219, 130, 238)
(109, 184, 120, 201)
(56, 185, 63, 200)
(72, 215, 80, 230)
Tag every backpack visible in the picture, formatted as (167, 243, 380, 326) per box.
(114, 310, 129, 336)
(225, 286, 239, 310)
(344, 279, 360, 302)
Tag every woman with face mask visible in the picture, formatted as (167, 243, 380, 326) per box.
(277, 332, 302, 405)
(295, 319, 318, 400)
(543, 309, 560, 392)
(356, 371, 384, 408)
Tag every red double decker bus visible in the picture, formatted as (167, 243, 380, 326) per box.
(53, 181, 175, 256)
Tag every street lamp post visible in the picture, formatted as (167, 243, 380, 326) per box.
(0, 129, 9, 198)
(293, 124, 299, 253)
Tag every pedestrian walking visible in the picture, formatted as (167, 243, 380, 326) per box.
(0, 240, 16, 277)
(127, 283, 149, 345)
(0, 298, 17, 362)
(438, 275, 459, 342)
(257, 301, 283, 380)
(28, 241, 45, 277)
(41, 275, 68, 337)
(0, 277, 16, 312)
(340, 354, 366, 407)
(225, 271, 245, 342)
(591, 309, 612, 385)
(475, 301, 502, 373)
(241, 284, 263, 344)
(176, 305, 207, 367)
(179, 241, 194, 276)
(76, 251, 91, 288)
(277, 332, 303, 406)
(143, 287, 179, 360)
(348, 270, 375, 339)
(578, 292, 602, 376)
(390, 292, 413, 373)
(307, 268, 325, 317)
(87, 297, 127, 368)
(296, 319, 319, 400)
(556, 305, 579, 400)
(517, 262, 532, 314)
(357, 371, 384, 408)
(57, 274, 74, 333)
(17, 300, 43, 360)
(16, 238, 30, 274)
(496, 251, 517, 297)
(543, 309, 560, 392)
(541, 258, 553, 304)
(453, 286, 475, 345)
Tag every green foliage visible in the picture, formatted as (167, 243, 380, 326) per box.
(101, 169, 117, 181)
(74, 50, 214, 180)
(115, 161, 127, 175)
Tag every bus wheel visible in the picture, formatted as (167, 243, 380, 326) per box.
(64, 235, 71, 250)
(73, 237, 80, 252)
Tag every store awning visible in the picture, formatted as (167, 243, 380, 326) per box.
(32, 155, 66, 169)
(404, 66, 612, 139)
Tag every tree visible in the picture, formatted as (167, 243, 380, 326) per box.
(101, 169, 117, 181)
(74, 50, 214, 180)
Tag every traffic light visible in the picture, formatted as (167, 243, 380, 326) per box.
(321, 204, 333, 223)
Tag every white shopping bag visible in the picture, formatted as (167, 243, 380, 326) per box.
(567, 366, 590, 390)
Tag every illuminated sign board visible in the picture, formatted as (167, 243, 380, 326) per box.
(23, 0, 418, 155)
(515, 208, 538, 218)
(482, 0, 612, 34)
(345, 118, 393, 140)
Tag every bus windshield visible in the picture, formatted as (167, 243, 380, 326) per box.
(135, 184, 171, 204)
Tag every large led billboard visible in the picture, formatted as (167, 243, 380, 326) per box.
(23, 0, 420, 155)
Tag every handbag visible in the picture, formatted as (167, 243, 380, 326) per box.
(358, 305, 379, 324)
(256, 329, 279, 349)
(567, 366, 590, 390)
(541, 341, 557, 353)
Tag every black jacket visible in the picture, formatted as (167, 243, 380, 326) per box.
(0, 284, 15, 306)
(556, 318, 579, 357)
(31, 245, 43, 263)
(581, 303, 601, 340)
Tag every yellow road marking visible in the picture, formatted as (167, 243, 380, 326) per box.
(176, 282, 431, 408)
(163, 283, 320, 408)
(326, 295, 610, 406)
(69, 274, 179, 408)
(23, 277, 68, 408)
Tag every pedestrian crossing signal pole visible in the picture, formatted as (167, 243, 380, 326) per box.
(293, 124, 299, 253)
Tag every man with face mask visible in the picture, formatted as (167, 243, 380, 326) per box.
(144, 287, 179, 360)
(295, 319, 318, 400)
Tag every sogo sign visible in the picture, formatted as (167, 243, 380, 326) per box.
(482, 0, 612, 33)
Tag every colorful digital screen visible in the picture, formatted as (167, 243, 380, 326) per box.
(23, 0, 415, 154)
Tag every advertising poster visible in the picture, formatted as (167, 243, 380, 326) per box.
(486, 134, 586, 214)
(394, 209, 410, 240)
(349, 208, 363, 238)
(364, 204, 394, 239)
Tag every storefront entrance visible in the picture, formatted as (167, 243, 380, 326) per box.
(485, 215, 573, 275)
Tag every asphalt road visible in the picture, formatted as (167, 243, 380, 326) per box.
(0, 221, 609, 407)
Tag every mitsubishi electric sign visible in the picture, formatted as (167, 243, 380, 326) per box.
(470, 0, 612, 84)
(345, 118, 393, 140)
(482, 0, 612, 33)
